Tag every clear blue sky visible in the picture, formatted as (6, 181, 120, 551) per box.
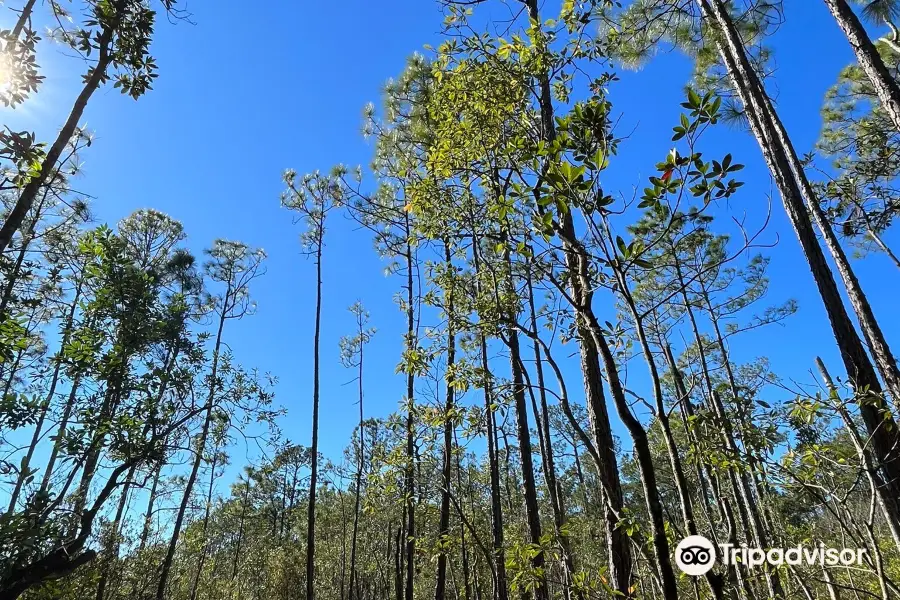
(4, 0, 899, 469)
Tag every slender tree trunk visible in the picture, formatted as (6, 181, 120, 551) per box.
(306, 234, 325, 600)
(582, 313, 680, 600)
(384, 519, 393, 600)
(395, 522, 404, 600)
(455, 438, 473, 600)
(519, 0, 633, 591)
(674, 270, 759, 600)
(130, 340, 181, 553)
(700, 285, 784, 566)
(690, 290, 782, 600)
(865, 223, 900, 271)
(508, 329, 548, 600)
(435, 243, 457, 600)
(39, 373, 82, 495)
(817, 357, 900, 552)
(403, 232, 417, 600)
(230, 479, 250, 582)
(189, 450, 220, 600)
(664, 343, 749, 600)
(500, 237, 548, 600)
(349, 314, 367, 600)
(525, 265, 579, 600)
(0, 231, 31, 318)
(822, 567, 841, 600)
(471, 232, 509, 600)
(95, 466, 135, 600)
(72, 342, 132, 524)
(156, 301, 229, 600)
(140, 458, 164, 552)
(0, 186, 51, 319)
(823, 0, 900, 133)
(1, 348, 24, 406)
(617, 269, 724, 600)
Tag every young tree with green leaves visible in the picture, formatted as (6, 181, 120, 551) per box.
(340, 302, 375, 600)
(282, 169, 342, 600)
(0, 0, 183, 253)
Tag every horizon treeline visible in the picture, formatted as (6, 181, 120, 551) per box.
(2, 1, 900, 600)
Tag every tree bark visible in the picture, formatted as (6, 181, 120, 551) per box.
(349, 308, 368, 600)
(403, 230, 417, 600)
(499, 235, 549, 600)
(525, 264, 580, 600)
(435, 243, 457, 600)
(615, 267, 724, 600)
(518, 0, 633, 591)
(471, 232, 509, 600)
(156, 296, 229, 600)
(307, 232, 325, 600)
(823, 0, 900, 134)
(698, 0, 900, 523)
(188, 449, 220, 600)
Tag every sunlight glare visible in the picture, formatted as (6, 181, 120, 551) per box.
(0, 51, 14, 99)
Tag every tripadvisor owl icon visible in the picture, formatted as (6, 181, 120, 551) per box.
(675, 535, 716, 576)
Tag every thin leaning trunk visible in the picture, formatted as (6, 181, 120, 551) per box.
(0, 0, 126, 253)
(230, 480, 251, 584)
(581, 307, 680, 600)
(189, 450, 220, 600)
(0, 171, 52, 318)
(615, 265, 724, 600)
(95, 466, 135, 600)
(864, 221, 900, 271)
(698, 0, 900, 527)
(395, 521, 404, 600)
(823, 0, 900, 134)
(455, 434, 473, 600)
(156, 299, 229, 600)
(690, 280, 782, 599)
(673, 261, 762, 600)
(6, 280, 83, 514)
(664, 343, 751, 600)
(520, 0, 632, 591)
(71, 334, 135, 525)
(139, 458, 164, 552)
(818, 357, 900, 553)
(39, 373, 83, 495)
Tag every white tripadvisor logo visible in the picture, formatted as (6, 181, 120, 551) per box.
(675, 535, 716, 576)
